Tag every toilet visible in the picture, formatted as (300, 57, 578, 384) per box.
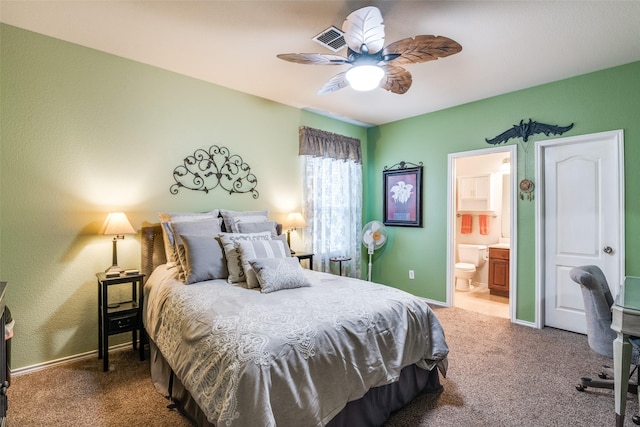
(455, 244, 488, 291)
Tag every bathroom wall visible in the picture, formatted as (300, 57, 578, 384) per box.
(455, 152, 509, 286)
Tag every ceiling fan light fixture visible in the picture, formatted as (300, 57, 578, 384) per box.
(345, 65, 385, 91)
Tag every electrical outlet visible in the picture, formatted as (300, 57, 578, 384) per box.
(409, 270, 414, 279)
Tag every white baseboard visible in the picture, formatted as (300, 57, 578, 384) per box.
(11, 342, 133, 376)
(421, 297, 448, 307)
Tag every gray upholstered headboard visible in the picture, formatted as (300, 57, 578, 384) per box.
(141, 225, 166, 282)
(140, 222, 284, 282)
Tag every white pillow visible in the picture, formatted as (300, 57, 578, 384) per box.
(237, 240, 291, 288)
(158, 210, 219, 266)
(219, 232, 272, 283)
(219, 209, 269, 233)
(249, 258, 312, 293)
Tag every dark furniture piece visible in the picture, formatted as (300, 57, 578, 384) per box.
(0, 282, 7, 426)
(330, 256, 351, 276)
(570, 265, 640, 425)
(295, 253, 314, 270)
(488, 247, 509, 296)
(96, 272, 145, 372)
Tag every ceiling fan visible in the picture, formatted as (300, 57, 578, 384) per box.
(277, 6, 462, 95)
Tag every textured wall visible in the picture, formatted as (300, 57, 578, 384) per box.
(366, 61, 640, 322)
(0, 24, 366, 369)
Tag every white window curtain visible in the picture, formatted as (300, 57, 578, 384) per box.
(299, 127, 362, 277)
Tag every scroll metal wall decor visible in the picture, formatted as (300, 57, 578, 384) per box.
(170, 145, 259, 198)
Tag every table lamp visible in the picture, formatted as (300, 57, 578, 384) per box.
(283, 212, 307, 254)
(101, 212, 136, 274)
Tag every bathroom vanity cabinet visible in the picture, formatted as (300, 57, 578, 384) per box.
(488, 247, 509, 297)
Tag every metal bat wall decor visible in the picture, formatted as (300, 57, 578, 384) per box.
(485, 118, 574, 201)
(485, 119, 574, 145)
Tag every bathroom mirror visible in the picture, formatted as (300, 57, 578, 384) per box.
(501, 173, 510, 238)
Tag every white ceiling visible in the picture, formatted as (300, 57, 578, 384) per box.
(2, 1, 639, 126)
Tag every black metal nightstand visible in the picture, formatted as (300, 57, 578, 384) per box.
(96, 272, 145, 372)
(330, 256, 352, 276)
(295, 253, 314, 270)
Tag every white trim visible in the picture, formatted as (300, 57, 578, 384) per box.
(421, 297, 448, 307)
(513, 318, 536, 329)
(534, 129, 625, 330)
(12, 342, 134, 376)
(447, 145, 518, 323)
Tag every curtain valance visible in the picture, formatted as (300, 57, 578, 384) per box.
(299, 126, 362, 164)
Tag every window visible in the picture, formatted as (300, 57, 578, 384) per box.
(299, 127, 362, 276)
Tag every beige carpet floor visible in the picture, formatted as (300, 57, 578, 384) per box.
(8, 306, 640, 426)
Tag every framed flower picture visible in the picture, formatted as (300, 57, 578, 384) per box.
(383, 163, 423, 227)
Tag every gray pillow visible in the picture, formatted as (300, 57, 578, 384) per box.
(249, 257, 312, 293)
(158, 210, 219, 266)
(236, 220, 278, 238)
(237, 239, 291, 288)
(180, 234, 228, 284)
(170, 219, 222, 282)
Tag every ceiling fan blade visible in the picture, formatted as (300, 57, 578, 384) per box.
(277, 53, 349, 65)
(379, 65, 412, 94)
(317, 71, 349, 95)
(342, 6, 385, 54)
(382, 35, 462, 66)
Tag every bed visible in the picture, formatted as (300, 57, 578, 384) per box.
(141, 213, 448, 427)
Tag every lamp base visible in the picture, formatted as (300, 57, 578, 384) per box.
(105, 264, 123, 275)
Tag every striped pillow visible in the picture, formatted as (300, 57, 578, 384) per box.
(237, 240, 291, 288)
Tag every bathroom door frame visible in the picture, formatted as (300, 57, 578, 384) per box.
(446, 145, 518, 322)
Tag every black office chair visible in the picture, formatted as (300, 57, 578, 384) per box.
(570, 265, 640, 425)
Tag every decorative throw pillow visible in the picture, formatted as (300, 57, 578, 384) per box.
(249, 257, 312, 293)
(170, 219, 222, 281)
(236, 221, 278, 238)
(179, 234, 228, 284)
(158, 210, 219, 267)
(219, 232, 272, 283)
(219, 209, 269, 233)
(237, 239, 291, 288)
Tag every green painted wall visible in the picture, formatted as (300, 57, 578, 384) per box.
(0, 24, 366, 369)
(365, 61, 640, 322)
(3, 21, 639, 368)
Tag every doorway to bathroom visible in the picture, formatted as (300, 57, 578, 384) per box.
(447, 146, 517, 321)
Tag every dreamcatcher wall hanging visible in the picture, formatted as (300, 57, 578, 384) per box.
(485, 119, 574, 200)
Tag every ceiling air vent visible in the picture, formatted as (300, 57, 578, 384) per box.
(312, 26, 346, 52)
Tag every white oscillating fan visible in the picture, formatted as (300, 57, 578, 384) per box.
(361, 220, 387, 281)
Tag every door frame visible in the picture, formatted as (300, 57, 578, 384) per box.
(446, 144, 518, 322)
(534, 129, 625, 329)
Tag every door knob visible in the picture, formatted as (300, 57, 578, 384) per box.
(603, 246, 614, 254)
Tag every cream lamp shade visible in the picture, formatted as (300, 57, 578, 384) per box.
(101, 212, 136, 274)
(283, 212, 308, 230)
(283, 212, 307, 254)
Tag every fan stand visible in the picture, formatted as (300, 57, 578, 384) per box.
(367, 243, 374, 282)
